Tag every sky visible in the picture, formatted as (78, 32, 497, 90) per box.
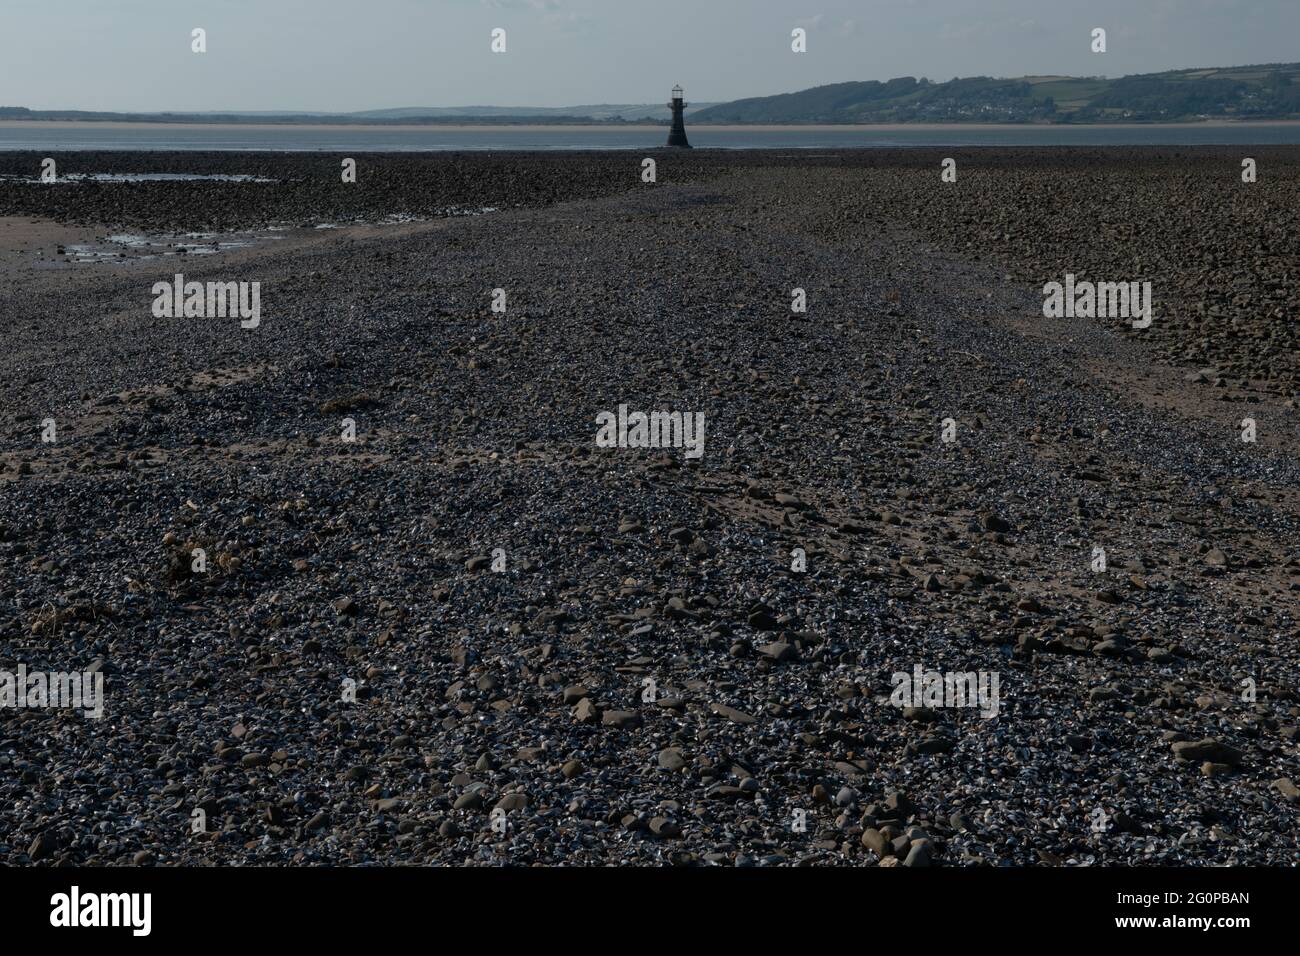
(2, 0, 1296, 112)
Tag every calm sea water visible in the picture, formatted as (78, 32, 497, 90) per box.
(3, 122, 1300, 151)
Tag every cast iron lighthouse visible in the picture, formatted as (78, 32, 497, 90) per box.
(666, 84, 692, 148)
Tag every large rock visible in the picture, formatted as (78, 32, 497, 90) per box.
(1171, 738, 1243, 766)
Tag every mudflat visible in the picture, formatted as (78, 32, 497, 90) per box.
(0, 148, 1297, 866)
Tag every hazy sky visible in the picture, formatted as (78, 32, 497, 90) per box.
(2, 0, 1295, 111)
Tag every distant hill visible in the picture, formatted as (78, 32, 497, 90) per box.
(7, 62, 1298, 126)
(0, 102, 717, 125)
(691, 62, 1300, 124)
(350, 103, 715, 122)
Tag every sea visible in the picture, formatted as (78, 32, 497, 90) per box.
(3, 121, 1300, 151)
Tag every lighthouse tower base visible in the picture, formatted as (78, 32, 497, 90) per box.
(666, 89, 692, 148)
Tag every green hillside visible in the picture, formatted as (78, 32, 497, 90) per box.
(692, 62, 1300, 124)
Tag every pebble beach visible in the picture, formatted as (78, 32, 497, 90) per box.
(1, 147, 1297, 867)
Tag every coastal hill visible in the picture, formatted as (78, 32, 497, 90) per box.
(690, 62, 1300, 124)
(4, 62, 1299, 125)
(0, 102, 718, 125)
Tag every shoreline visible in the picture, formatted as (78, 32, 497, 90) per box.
(6, 119, 1300, 132)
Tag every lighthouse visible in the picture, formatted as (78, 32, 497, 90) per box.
(666, 84, 692, 148)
